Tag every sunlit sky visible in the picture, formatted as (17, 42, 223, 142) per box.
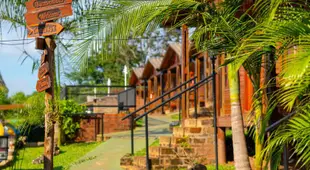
(0, 24, 40, 96)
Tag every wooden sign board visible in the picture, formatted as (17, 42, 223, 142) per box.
(38, 62, 49, 79)
(41, 50, 48, 65)
(36, 75, 51, 92)
(27, 23, 64, 38)
(26, 0, 72, 12)
(25, 4, 72, 25)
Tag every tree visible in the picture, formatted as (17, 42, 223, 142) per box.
(23, 92, 45, 126)
(0, 72, 9, 105)
(10, 91, 27, 104)
(234, 0, 310, 168)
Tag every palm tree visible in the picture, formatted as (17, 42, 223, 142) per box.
(234, 0, 310, 168)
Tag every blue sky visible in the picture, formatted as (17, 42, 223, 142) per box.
(0, 24, 40, 96)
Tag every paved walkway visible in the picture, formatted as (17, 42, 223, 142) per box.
(70, 115, 174, 170)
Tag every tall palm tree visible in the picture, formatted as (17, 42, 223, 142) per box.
(235, 0, 310, 168)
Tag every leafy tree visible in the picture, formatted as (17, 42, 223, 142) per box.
(0, 88, 9, 105)
(10, 91, 27, 104)
(0, 72, 9, 105)
(23, 92, 45, 126)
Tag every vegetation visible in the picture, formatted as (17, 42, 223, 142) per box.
(58, 100, 86, 141)
(6, 142, 100, 170)
(170, 114, 180, 121)
(134, 139, 159, 156)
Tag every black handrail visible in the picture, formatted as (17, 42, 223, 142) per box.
(122, 76, 198, 120)
(265, 110, 297, 133)
(135, 75, 213, 121)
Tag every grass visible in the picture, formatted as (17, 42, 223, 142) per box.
(5, 142, 101, 170)
(170, 114, 180, 120)
(135, 118, 144, 127)
(134, 139, 159, 156)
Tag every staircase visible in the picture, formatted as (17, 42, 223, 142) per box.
(120, 117, 216, 170)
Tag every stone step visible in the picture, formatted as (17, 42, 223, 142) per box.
(149, 146, 176, 157)
(172, 126, 214, 137)
(189, 107, 213, 118)
(184, 117, 213, 128)
(160, 135, 215, 148)
(132, 156, 188, 169)
(159, 136, 171, 147)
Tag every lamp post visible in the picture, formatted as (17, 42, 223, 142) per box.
(107, 78, 111, 96)
(123, 65, 128, 90)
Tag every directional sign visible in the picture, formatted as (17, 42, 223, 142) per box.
(26, 0, 72, 12)
(27, 23, 64, 38)
(38, 62, 49, 79)
(25, 4, 72, 25)
(36, 75, 51, 92)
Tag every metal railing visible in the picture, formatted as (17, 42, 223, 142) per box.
(134, 75, 212, 121)
(265, 110, 297, 170)
(123, 56, 219, 170)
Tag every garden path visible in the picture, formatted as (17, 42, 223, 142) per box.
(70, 115, 174, 170)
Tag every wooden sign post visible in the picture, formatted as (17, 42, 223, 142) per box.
(25, 5, 73, 25)
(25, 0, 72, 11)
(43, 37, 56, 170)
(25, 0, 72, 169)
(28, 23, 64, 38)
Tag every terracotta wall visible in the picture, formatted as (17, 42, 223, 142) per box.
(74, 113, 131, 142)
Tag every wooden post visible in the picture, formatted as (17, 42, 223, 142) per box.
(160, 72, 165, 114)
(176, 66, 180, 111)
(181, 25, 190, 125)
(196, 56, 201, 113)
(204, 53, 208, 107)
(44, 36, 56, 170)
(167, 69, 172, 112)
(154, 76, 158, 113)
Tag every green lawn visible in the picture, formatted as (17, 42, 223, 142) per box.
(6, 142, 100, 170)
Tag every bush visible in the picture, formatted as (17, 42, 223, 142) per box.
(58, 100, 86, 140)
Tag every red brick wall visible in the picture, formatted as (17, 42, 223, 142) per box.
(103, 113, 131, 134)
(75, 117, 96, 142)
(74, 113, 132, 142)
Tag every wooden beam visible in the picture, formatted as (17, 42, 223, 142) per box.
(181, 24, 190, 124)
(0, 104, 24, 111)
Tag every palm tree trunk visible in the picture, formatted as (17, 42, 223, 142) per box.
(228, 64, 251, 170)
(255, 104, 263, 170)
